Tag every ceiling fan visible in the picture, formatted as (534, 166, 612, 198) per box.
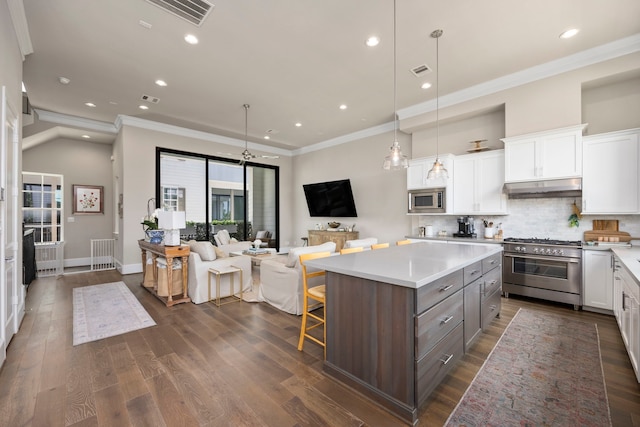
(220, 104, 279, 165)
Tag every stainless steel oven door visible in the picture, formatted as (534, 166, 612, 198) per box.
(503, 253, 581, 295)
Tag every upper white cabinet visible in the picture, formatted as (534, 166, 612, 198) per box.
(407, 154, 454, 190)
(502, 124, 587, 183)
(453, 150, 508, 215)
(582, 128, 640, 214)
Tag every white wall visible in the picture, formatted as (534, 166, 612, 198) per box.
(582, 73, 640, 135)
(22, 138, 113, 263)
(292, 130, 412, 246)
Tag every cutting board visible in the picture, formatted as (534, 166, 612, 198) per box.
(592, 219, 619, 231)
(584, 230, 631, 242)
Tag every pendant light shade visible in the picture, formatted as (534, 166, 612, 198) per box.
(382, 0, 408, 170)
(427, 29, 448, 180)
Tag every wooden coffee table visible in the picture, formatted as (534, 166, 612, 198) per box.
(231, 248, 278, 267)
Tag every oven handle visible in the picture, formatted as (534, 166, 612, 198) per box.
(503, 253, 579, 264)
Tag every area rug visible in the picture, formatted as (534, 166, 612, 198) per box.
(73, 281, 156, 346)
(445, 308, 612, 427)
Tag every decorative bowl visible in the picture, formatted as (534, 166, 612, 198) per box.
(328, 222, 340, 229)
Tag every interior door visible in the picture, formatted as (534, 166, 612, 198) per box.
(1, 86, 21, 366)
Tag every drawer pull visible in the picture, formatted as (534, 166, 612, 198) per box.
(470, 269, 480, 276)
(489, 259, 496, 265)
(490, 304, 497, 312)
(439, 284, 454, 292)
(440, 353, 454, 365)
(440, 315, 454, 325)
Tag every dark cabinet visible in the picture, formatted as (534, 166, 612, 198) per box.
(23, 229, 36, 286)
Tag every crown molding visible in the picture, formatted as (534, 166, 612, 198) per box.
(397, 33, 640, 121)
(115, 115, 291, 157)
(35, 109, 118, 133)
(293, 121, 396, 156)
(7, 0, 33, 60)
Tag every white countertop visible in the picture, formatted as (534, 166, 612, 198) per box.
(304, 241, 503, 289)
(408, 235, 503, 245)
(612, 246, 640, 285)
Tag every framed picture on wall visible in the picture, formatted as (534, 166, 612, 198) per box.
(73, 184, 104, 214)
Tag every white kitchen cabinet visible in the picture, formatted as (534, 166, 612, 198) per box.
(582, 128, 640, 214)
(502, 124, 586, 183)
(453, 150, 508, 215)
(583, 249, 613, 311)
(613, 254, 640, 382)
(407, 154, 454, 190)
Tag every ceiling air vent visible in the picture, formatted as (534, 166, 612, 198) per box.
(141, 94, 160, 104)
(145, 0, 214, 27)
(410, 64, 432, 77)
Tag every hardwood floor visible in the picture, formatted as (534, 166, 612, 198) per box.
(0, 271, 639, 426)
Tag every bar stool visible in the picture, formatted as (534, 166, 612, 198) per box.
(298, 251, 331, 358)
(301, 237, 308, 246)
(371, 243, 390, 250)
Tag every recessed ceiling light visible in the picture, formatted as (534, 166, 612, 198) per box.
(421, 82, 432, 90)
(139, 105, 149, 110)
(184, 34, 199, 44)
(263, 135, 270, 140)
(560, 28, 579, 39)
(84, 102, 96, 107)
(339, 104, 347, 110)
(82, 135, 91, 139)
(155, 79, 167, 87)
(109, 101, 118, 105)
(295, 122, 302, 127)
(366, 36, 380, 47)
(58, 76, 71, 85)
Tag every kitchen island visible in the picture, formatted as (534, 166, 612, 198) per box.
(305, 241, 503, 425)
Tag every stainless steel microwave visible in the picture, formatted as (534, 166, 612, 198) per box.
(408, 188, 446, 213)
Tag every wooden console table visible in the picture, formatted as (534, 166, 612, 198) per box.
(308, 230, 359, 252)
(138, 239, 191, 307)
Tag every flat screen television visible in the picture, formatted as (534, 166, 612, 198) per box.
(303, 179, 358, 217)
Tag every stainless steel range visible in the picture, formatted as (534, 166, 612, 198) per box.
(502, 238, 583, 310)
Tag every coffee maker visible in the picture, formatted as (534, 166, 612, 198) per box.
(454, 216, 476, 238)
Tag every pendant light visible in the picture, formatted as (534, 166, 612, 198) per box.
(427, 29, 449, 180)
(383, 0, 408, 170)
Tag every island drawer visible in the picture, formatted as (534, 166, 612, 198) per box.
(415, 289, 463, 359)
(463, 261, 483, 285)
(416, 323, 464, 406)
(481, 287, 501, 330)
(482, 252, 501, 274)
(482, 267, 501, 297)
(417, 269, 463, 313)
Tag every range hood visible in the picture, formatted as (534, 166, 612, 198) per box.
(503, 178, 582, 199)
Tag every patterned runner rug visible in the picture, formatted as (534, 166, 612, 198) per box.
(73, 281, 156, 346)
(445, 308, 612, 426)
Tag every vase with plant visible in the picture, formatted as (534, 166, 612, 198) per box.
(141, 198, 164, 244)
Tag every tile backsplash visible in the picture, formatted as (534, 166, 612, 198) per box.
(411, 197, 640, 241)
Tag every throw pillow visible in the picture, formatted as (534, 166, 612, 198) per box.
(285, 241, 336, 268)
(189, 241, 216, 261)
(213, 246, 228, 258)
(217, 229, 231, 245)
(255, 230, 270, 239)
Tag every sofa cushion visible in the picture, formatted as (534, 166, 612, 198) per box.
(285, 242, 336, 268)
(188, 240, 217, 261)
(343, 237, 378, 250)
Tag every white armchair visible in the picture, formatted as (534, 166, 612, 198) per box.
(186, 240, 252, 304)
(343, 237, 378, 250)
(213, 229, 252, 256)
(258, 241, 336, 315)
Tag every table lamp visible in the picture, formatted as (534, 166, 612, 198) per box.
(158, 211, 186, 246)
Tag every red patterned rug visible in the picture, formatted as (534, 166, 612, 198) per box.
(445, 308, 612, 426)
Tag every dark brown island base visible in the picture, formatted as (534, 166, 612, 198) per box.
(305, 241, 503, 425)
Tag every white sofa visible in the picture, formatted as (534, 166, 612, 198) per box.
(258, 241, 336, 315)
(213, 229, 253, 256)
(186, 240, 252, 304)
(343, 237, 378, 250)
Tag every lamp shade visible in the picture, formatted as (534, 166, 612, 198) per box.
(158, 211, 186, 230)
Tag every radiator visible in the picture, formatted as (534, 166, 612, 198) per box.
(35, 242, 65, 277)
(91, 239, 116, 271)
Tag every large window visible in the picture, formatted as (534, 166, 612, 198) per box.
(158, 148, 279, 246)
(22, 172, 64, 243)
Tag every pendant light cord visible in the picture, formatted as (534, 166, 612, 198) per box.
(244, 103, 249, 151)
(435, 32, 439, 157)
(393, 0, 397, 144)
